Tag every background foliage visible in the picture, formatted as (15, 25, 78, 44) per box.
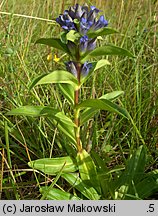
(0, 0, 158, 199)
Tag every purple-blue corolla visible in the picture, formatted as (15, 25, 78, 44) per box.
(65, 61, 92, 78)
(56, 4, 108, 34)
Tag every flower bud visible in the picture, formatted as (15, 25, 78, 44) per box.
(79, 35, 88, 53)
(87, 38, 97, 51)
(81, 62, 92, 77)
(65, 61, 77, 77)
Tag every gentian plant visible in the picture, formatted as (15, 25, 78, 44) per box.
(8, 4, 156, 200)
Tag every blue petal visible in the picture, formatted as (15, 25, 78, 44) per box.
(80, 17, 92, 34)
(65, 61, 77, 77)
(81, 62, 92, 77)
(75, 4, 83, 19)
(99, 15, 108, 26)
(80, 35, 89, 53)
(68, 7, 76, 19)
(80, 35, 88, 43)
(82, 5, 89, 14)
(90, 6, 100, 13)
(62, 25, 69, 30)
(87, 38, 97, 51)
(56, 4, 108, 33)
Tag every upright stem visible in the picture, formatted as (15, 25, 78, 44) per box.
(74, 63, 82, 152)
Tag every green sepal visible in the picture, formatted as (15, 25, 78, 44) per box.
(66, 30, 80, 43)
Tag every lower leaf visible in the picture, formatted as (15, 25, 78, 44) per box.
(62, 173, 100, 200)
(28, 156, 78, 175)
(77, 149, 101, 193)
(40, 187, 80, 200)
(136, 170, 158, 199)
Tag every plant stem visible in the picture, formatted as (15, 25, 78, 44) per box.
(74, 63, 82, 152)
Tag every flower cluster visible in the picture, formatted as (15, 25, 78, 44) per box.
(56, 4, 108, 79)
(56, 4, 108, 34)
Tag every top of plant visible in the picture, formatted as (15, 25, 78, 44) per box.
(56, 4, 108, 34)
(34, 3, 134, 82)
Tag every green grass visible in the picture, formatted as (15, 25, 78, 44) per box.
(0, 0, 158, 199)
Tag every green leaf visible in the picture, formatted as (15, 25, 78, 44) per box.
(93, 59, 111, 71)
(40, 160, 70, 200)
(91, 151, 109, 173)
(87, 27, 118, 38)
(6, 105, 76, 145)
(28, 74, 47, 90)
(80, 108, 97, 125)
(28, 156, 78, 175)
(56, 120, 76, 145)
(62, 173, 100, 200)
(66, 30, 80, 43)
(81, 44, 135, 61)
(40, 187, 81, 200)
(35, 38, 69, 53)
(127, 145, 146, 184)
(6, 106, 76, 127)
(29, 70, 78, 90)
(80, 91, 124, 125)
(91, 151, 110, 198)
(136, 170, 158, 199)
(100, 91, 124, 100)
(77, 99, 130, 121)
(58, 83, 74, 105)
(114, 146, 146, 199)
(77, 149, 101, 193)
(60, 32, 67, 44)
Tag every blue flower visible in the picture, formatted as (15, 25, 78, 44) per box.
(90, 6, 100, 13)
(56, 4, 108, 33)
(65, 61, 92, 78)
(79, 35, 89, 53)
(80, 17, 93, 35)
(81, 62, 92, 77)
(65, 61, 77, 77)
(80, 36, 97, 54)
(87, 38, 97, 51)
(56, 14, 76, 31)
(91, 15, 108, 31)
